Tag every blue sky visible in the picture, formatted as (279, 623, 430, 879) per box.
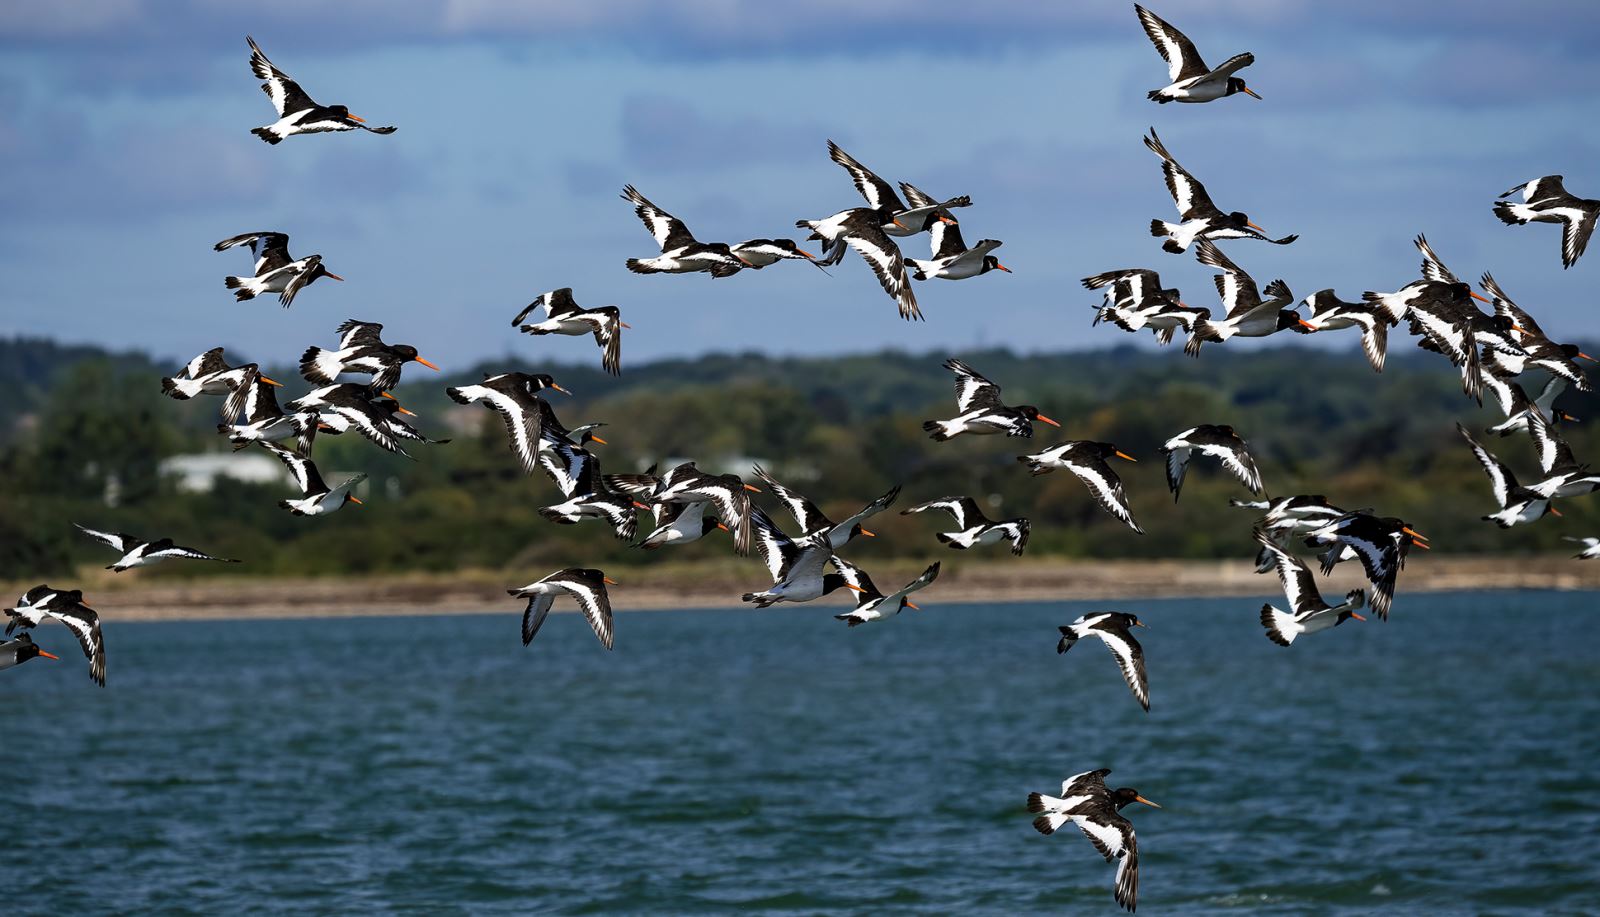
(2, 1, 1597, 370)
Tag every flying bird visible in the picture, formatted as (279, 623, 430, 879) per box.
(796, 207, 921, 321)
(258, 440, 366, 516)
(605, 461, 757, 556)
(0, 633, 59, 675)
(1144, 128, 1295, 254)
(287, 384, 412, 456)
(537, 451, 639, 543)
(900, 496, 1030, 555)
(1159, 424, 1264, 501)
(1493, 175, 1598, 268)
(73, 524, 240, 572)
(1302, 512, 1428, 620)
(1027, 768, 1158, 913)
(1056, 612, 1150, 711)
(245, 36, 396, 143)
(924, 358, 1060, 440)
(1457, 423, 1559, 528)
(1563, 536, 1600, 560)
(1522, 411, 1600, 501)
(512, 289, 630, 376)
(4, 585, 104, 686)
(900, 181, 1008, 281)
(828, 557, 941, 627)
(1135, 4, 1260, 104)
(215, 231, 342, 308)
(751, 464, 899, 550)
(445, 372, 569, 474)
(620, 185, 746, 277)
(637, 501, 728, 551)
(161, 348, 279, 421)
(741, 511, 860, 608)
(1300, 290, 1391, 373)
(217, 373, 319, 452)
(1018, 441, 1144, 534)
(1254, 529, 1366, 647)
(300, 319, 441, 392)
(728, 239, 821, 269)
(508, 568, 618, 650)
(1185, 239, 1310, 356)
(825, 140, 971, 248)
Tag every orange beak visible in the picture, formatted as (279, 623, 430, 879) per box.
(1133, 796, 1161, 809)
(1036, 414, 1061, 427)
(348, 496, 363, 505)
(892, 219, 910, 231)
(995, 262, 1012, 273)
(380, 391, 398, 401)
(325, 272, 345, 281)
(347, 114, 366, 123)
(859, 528, 876, 537)
(1550, 506, 1563, 516)
(550, 384, 571, 395)
(603, 576, 620, 585)
(1402, 526, 1429, 543)
(938, 213, 958, 225)
(414, 356, 440, 371)
(1579, 352, 1595, 362)
(396, 405, 417, 416)
(318, 422, 337, 431)
(799, 250, 816, 259)
(904, 600, 920, 610)
(1115, 451, 1138, 462)
(1298, 319, 1318, 331)
(260, 375, 283, 387)
(589, 435, 608, 445)
(633, 501, 650, 509)
(716, 522, 729, 531)
(38, 649, 60, 660)
(1242, 85, 1262, 100)
(1470, 291, 1490, 303)
(1350, 612, 1366, 622)
(1247, 221, 1266, 232)
(842, 584, 866, 593)
(744, 484, 762, 493)
(620, 321, 633, 329)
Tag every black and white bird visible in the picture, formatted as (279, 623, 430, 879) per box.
(1145, 128, 1295, 254)
(1494, 175, 1598, 269)
(796, 206, 921, 321)
(621, 185, 747, 277)
(1019, 442, 1144, 534)
(828, 557, 941, 627)
(1361, 234, 1486, 325)
(727, 239, 821, 269)
(825, 140, 970, 246)
(537, 452, 639, 542)
(924, 358, 1060, 440)
(215, 231, 342, 307)
(445, 372, 569, 474)
(1301, 290, 1392, 373)
(245, 36, 396, 143)
(511, 288, 631, 376)
(258, 440, 366, 516)
(1085, 268, 1208, 345)
(1457, 423, 1559, 528)
(1303, 512, 1428, 620)
(508, 568, 617, 650)
(162, 347, 279, 421)
(1135, 4, 1260, 104)
(1523, 411, 1600, 501)
(1185, 239, 1310, 356)
(73, 524, 240, 572)
(900, 496, 1030, 555)
(1027, 768, 1158, 913)
(606, 461, 757, 556)
(1056, 612, 1150, 712)
(637, 501, 727, 551)
(217, 373, 318, 452)
(1254, 529, 1366, 647)
(741, 511, 860, 608)
(1233, 494, 1348, 572)
(287, 384, 411, 456)
(900, 181, 1008, 281)
(0, 633, 59, 674)
(751, 464, 899, 550)
(4, 585, 104, 686)
(300, 319, 441, 392)
(373, 399, 451, 448)
(1159, 424, 1264, 501)
(1482, 372, 1575, 438)
(1477, 273, 1592, 390)
(1563, 536, 1600, 560)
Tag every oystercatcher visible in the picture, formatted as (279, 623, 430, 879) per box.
(1087, 269, 1209, 346)
(73, 524, 240, 572)
(245, 36, 396, 143)
(900, 496, 1030, 555)
(1483, 372, 1575, 438)
(899, 181, 1008, 281)
(1232, 494, 1348, 572)
(1254, 529, 1366, 647)
(621, 185, 746, 277)
(1160, 424, 1264, 501)
(796, 206, 921, 320)
(924, 358, 1059, 440)
(217, 373, 318, 453)
(1493, 175, 1599, 268)
(537, 452, 639, 542)
(829, 557, 941, 627)
(287, 384, 411, 456)
(4, 585, 104, 686)
(373, 399, 451, 448)
(1477, 274, 1592, 390)
(741, 510, 861, 608)
(1144, 128, 1295, 253)
(1303, 512, 1428, 620)
(258, 440, 366, 516)
(1302, 290, 1391, 373)
(1027, 768, 1158, 913)
(1135, 4, 1260, 104)
(1185, 239, 1310, 356)
(1457, 423, 1558, 527)
(606, 461, 757, 556)
(1056, 612, 1150, 712)
(300, 319, 440, 392)
(0, 633, 59, 675)
(1563, 536, 1600, 560)
(751, 464, 899, 550)
(1523, 412, 1600, 500)
(825, 140, 970, 246)
(162, 348, 280, 421)
(512, 289, 630, 376)
(508, 568, 618, 650)
(637, 501, 728, 550)
(1019, 441, 1144, 534)
(215, 231, 342, 308)
(727, 239, 820, 269)
(445, 372, 569, 475)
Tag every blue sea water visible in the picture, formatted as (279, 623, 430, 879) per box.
(3, 591, 1598, 915)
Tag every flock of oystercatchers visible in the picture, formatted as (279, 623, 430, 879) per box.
(4, 8, 1599, 910)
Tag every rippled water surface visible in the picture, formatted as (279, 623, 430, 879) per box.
(4, 591, 1598, 914)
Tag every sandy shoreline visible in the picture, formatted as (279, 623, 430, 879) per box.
(8, 556, 1596, 623)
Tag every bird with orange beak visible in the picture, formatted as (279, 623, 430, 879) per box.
(300, 318, 441, 392)
(1, 633, 60, 675)
(245, 36, 396, 144)
(751, 463, 900, 551)
(215, 231, 343, 308)
(829, 557, 940, 627)
(4, 586, 104, 686)
(924, 357, 1060, 441)
(1028, 768, 1159, 912)
(512, 288, 631, 376)
(508, 568, 619, 651)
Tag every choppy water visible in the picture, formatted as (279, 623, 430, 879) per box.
(3, 591, 1598, 914)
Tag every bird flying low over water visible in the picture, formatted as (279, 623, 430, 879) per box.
(1135, 4, 1259, 104)
(537, 450, 639, 543)
(828, 557, 940, 627)
(508, 568, 617, 650)
(1018, 442, 1144, 534)
(215, 232, 342, 308)
(605, 462, 758, 557)
(300, 319, 441, 392)
(0, 633, 59, 675)
(1233, 495, 1348, 572)
(1494, 175, 1598, 268)
(1457, 423, 1560, 528)
(512, 289, 630, 376)
(1302, 512, 1427, 620)
(162, 347, 279, 421)
(4, 585, 104, 686)
(258, 440, 366, 516)
(1144, 128, 1295, 254)
(445, 372, 569, 475)
(1254, 529, 1366, 647)
(1056, 612, 1150, 712)
(245, 36, 396, 143)
(1564, 536, 1600, 560)
(1027, 768, 1158, 913)
(925, 358, 1059, 440)
(1160, 424, 1264, 502)
(751, 463, 899, 551)
(636, 500, 727, 551)
(1523, 411, 1600, 501)
(900, 496, 1030, 555)
(621, 185, 747, 278)
(741, 511, 860, 608)
(73, 524, 240, 572)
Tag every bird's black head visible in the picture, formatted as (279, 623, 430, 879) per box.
(1111, 787, 1162, 810)
(847, 522, 877, 543)
(1278, 310, 1316, 333)
(820, 573, 857, 597)
(308, 259, 345, 284)
(1017, 406, 1062, 429)
(1092, 441, 1140, 463)
(525, 373, 569, 396)
(1226, 77, 1262, 100)
(9, 634, 55, 663)
(1115, 613, 1148, 629)
(981, 255, 1012, 275)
